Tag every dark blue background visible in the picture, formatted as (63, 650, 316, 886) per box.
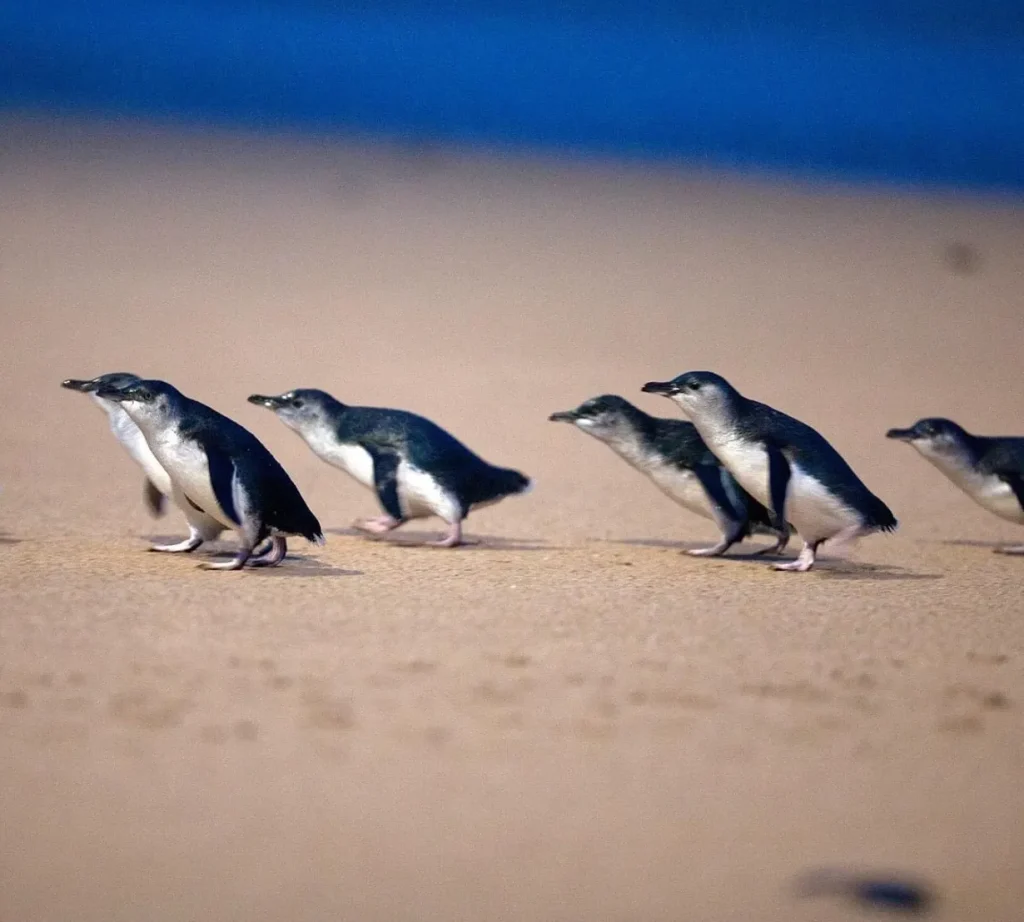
(2, 1, 1022, 188)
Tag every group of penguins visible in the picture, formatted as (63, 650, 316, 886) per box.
(62, 370, 1024, 573)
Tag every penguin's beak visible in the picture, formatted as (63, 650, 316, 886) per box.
(885, 427, 916, 442)
(61, 378, 97, 393)
(642, 380, 675, 396)
(248, 394, 286, 410)
(548, 410, 578, 423)
(95, 386, 128, 401)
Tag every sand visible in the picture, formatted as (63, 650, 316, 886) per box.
(1, 113, 1022, 921)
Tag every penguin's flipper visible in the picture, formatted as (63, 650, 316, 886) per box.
(692, 464, 748, 534)
(204, 444, 241, 527)
(766, 444, 792, 532)
(999, 471, 1024, 510)
(144, 478, 167, 518)
(366, 446, 404, 522)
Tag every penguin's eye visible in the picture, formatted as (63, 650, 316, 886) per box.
(688, 381, 702, 391)
(291, 398, 304, 409)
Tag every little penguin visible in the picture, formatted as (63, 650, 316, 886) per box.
(642, 372, 896, 572)
(549, 395, 790, 556)
(887, 417, 1024, 554)
(247, 389, 531, 548)
(95, 379, 323, 570)
(61, 373, 226, 553)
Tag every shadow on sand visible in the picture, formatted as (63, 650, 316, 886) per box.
(250, 554, 360, 578)
(941, 539, 1022, 552)
(325, 526, 551, 551)
(609, 538, 941, 581)
(609, 537, 788, 561)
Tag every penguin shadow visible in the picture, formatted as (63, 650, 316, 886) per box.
(609, 539, 941, 580)
(0, 533, 21, 545)
(610, 537, 789, 562)
(810, 562, 942, 582)
(325, 526, 551, 551)
(941, 539, 1015, 551)
(252, 554, 360, 579)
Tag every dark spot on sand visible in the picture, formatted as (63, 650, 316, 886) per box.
(1, 690, 29, 709)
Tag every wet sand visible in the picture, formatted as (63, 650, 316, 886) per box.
(1, 114, 1022, 921)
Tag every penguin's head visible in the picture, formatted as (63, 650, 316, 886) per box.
(248, 389, 338, 432)
(61, 372, 141, 395)
(94, 378, 178, 423)
(549, 395, 639, 438)
(886, 418, 972, 454)
(642, 371, 736, 419)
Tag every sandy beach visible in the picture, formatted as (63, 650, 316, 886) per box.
(1, 113, 1022, 920)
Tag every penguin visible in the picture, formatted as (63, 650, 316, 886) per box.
(642, 372, 896, 572)
(61, 373, 227, 553)
(247, 389, 531, 547)
(549, 395, 789, 556)
(887, 418, 1024, 554)
(95, 379, 324, 570)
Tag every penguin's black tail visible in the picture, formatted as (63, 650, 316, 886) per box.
(867, 495, 898, 533)
(473, 467, 532, 505)
(496, 468, 532, 498)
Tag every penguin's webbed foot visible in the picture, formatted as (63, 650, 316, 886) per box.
(772, 542, 817, 572)
(150, 533, 203, 554)
(995, 544, 1024, 555)
(686, 540, 731, 557)
(426, 521, 463, 548)
(199, 547, 252, 571)
(249, 536, 287, 567)
(353, 515, 401, 535)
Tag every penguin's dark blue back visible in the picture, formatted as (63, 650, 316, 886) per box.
(978, 436, 1024, 476)
(338, 406, 530, 509)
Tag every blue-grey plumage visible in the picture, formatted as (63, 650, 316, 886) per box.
(643, 372, 896, 572)
(95, 379, 323, 570)
(549, 394, 790, 557)
(61, 373, 228, 553)
(248, 389, 531, 548)
(888, 417, 1024, 553)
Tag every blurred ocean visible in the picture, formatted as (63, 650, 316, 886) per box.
(1, 0, 1022, 188)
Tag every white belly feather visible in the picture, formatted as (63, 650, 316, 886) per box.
(940, 465, 1024, 523)
(643, 461, 716, 521)
(148, 429, 237, 530)
(397, 462, 460, 522)
(303, 430, 376, 490)
(101, 400, 174, 496)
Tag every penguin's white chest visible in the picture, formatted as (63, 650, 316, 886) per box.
(397, 463, 460, 522)
(148, 430, 238, 530)
(708, 439, 772, 505)
(943, 467, 1024, 523)
(304, 432, 376, 490)
(642, 460, 715, 521)
(101, 401, 174, 496)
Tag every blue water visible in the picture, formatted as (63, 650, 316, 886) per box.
(2, 0, 1022, 189)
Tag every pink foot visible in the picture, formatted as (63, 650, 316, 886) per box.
(353, 515, 400, 535)
(426, 521, 463, 548)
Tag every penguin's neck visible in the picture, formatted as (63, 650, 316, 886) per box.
(686, 400, 743, 449)
(92, 394, 137, 442)
(913, 439, 985, 489)
(594, 412, 662, 470)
